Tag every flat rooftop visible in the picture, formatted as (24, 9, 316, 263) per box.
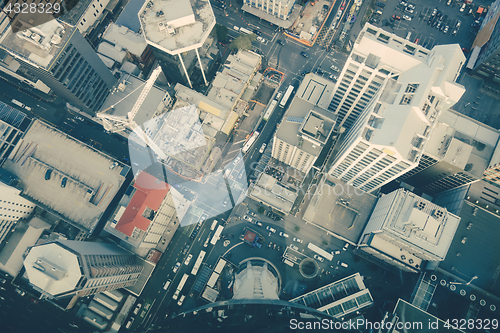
(295, 73, 335, 109)
(248, 173, 296, 213)
(276, 97, 336, 157)
(2, 120, 126, 232)
(302, 175, 377, 243)
(100, 73, 168, 127)
(0, 19, 74, 69)
(379, 189, 461, 260)
(138, 0, 215, 55)
(440, 201, 500, 297)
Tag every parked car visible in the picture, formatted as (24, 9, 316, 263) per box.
(313, 254, 324, 262)
(268, 242, 273, 248)
(431, 8, 437, 17)
(330, 65, 339, 71)
(290, 244, 299, 251)
(406, 3, 415, 9)
(443, 26, 449, 34)
(173, 262, 181, 273)
(403, 15, 411, 21)
(392, 15, 401, 21)
(0, 278, 6, 284)
(460, 3, 466, 12)
(300, 51, 309, 58)
(256, 36, 265, 43)
(253, 29, 262, 36)
(266, 226, 276, 233)
(126, 318, 134, 329)
(331, 250, 341, 255)
(177, 295, 186, 306)
(133, 304, 142, 315)
(375, 2, 385, 8)
(256, 222, 263, 227)
(337, 261, 349, 268)
(222, 198, 228, 207)
(184, 254, 193, 265)
(343, 243, 350, 251)
(404, 7, 413, 14)
(329, 74, 338, 81)
(293, 237, 303, 243)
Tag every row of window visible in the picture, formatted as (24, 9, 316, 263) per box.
(0, 201, 33, 208)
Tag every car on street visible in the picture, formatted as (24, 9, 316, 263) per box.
(173, 262, 181, 273)
(266, 226, 276, 233)
(184, 254, 193, 265)
(375, 2, 385, 8)
(0, 278, 6, 284)
(268, 242, 273, 248)
(403, 15, 411, 21)
(293, 237, 303, 243)
(277, 39, 285, 45)
(290, 244, 299, 251)
(15, 288, 25, 296)
(259, 143, 266, 153)
(182, 244, 190, 255)
(256, 36, 265, 43)
(331, 250, 341, 255)
(343, 243, 350, 251)
(300, 51, 309, 58)
(163, 280, 172, 290)
(313, 254, 324, 262)
(253, 29, 262, 36)
(255, 221, 263, 227)
(337, 261, 349, 268)
(406, 3, 415, 9)
(177, 295, 186, 306)
(133, 304, 142, 315)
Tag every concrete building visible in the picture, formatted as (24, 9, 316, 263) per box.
(0, 101, 31, 167)
(358, 189, 461, 273)
(0, 181, 36, 242)
(247, 173, 297, 214)
(290, 273, 373, 319)
(0, 15, 116, 113)
(138, 0, 216, 87)
(272, 74, 336, 174)
(0, 120, 127, 234)
(233, 261, 279, 300)
(23, 240, 143, 301)
(98, 72, 172, 136)
(466, 0, 500, 93)
(328, 25, 465, 193)
(104, 171, 182, 252)
(242, 0, 299, 28)
(328, 24, 464, 131)
(399, 109, 499, 195)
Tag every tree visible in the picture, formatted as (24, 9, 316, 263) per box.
(213, 23, 228, 42)
(229, 33, 256, 50)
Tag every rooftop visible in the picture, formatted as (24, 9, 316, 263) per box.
(99, 73, 169, 127)
(295, 73, 335, 109)
(113, 172, 169, 237)
(0, 19, 74, 69)
(101, 23, 148, 57)
(116, 0, 145, 32)
(372, 189, 461, 260)
(302, 175, 377, 243)
(138, 0, 216, 55)
(276, 97, 336, 156)
(1, 120, 127, 232)
(440, 201, 500, 297)
(247, 173, 297, 213)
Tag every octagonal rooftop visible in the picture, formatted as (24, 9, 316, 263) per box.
(138, 0, 216, 55)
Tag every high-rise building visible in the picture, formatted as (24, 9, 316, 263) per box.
(0, 15, 116, 113)
(328, 25, 465, 193)
(272, 74, 336, 174)
(466, 0, 500, 93)
(328, 24, 464, 131)
(138, 0, 216, 88)
(0, 181, 36, 244)
(23, 240, 143, 300)
(399, 109, 499, 195)
(358, 189, 461, 273)
(233, 261, 279, 300)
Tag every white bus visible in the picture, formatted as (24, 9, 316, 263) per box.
(263, 100, 277, 121)
(279, 85, 294, 107)
(210, 220, 218, 231)
(241, 131, 259, 154)
(239, 27, 253, 35)
(307, 243, 334, 261)
(210, 225, 224, 245)
(172, 274, 189, 300)
(191, 251, 206, 275)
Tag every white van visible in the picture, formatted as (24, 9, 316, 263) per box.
(163, 280, 171, 290)
(210, 220, 218, 231)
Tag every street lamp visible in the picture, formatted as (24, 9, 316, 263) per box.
(450, 275, 478, 286)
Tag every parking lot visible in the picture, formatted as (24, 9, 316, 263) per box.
(370, 0, 485, 51)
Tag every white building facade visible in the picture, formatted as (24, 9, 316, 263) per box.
(242, 0, 295, 20)
(358, 189, 461, 272)
(328, 24, 466, 193)
(0, 183, 36, 244)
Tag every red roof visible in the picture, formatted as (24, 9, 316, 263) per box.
(115, 172, 169, 237)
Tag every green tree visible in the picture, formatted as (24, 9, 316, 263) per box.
(258, 206, 265, 214)
(213, 23, 228, 42)
(229, 33, 256, 50)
